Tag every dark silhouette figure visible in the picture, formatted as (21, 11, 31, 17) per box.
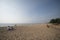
(47, 25, 50, 28)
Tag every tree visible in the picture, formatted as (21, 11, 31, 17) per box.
(49, 18, 60, 24)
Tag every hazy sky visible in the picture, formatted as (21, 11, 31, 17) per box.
(0, 0, 60, 23)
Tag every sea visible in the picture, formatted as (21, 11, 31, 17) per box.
(0, 23, 15, 27)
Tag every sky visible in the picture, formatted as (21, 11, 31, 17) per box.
(0, 0, 60, 23)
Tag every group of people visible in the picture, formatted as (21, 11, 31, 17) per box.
(7, 24, 16, 31)
(7, 26, 14, 31)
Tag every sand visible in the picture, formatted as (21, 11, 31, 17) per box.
(0, 24, 60, 40)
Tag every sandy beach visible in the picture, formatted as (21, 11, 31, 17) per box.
(0, 24, 60, 40)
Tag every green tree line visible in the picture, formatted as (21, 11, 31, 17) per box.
(49, 18, 60, 24)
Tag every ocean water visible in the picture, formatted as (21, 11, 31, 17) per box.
(0, 23, 31, 27)
(0, 23, 15, 27)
